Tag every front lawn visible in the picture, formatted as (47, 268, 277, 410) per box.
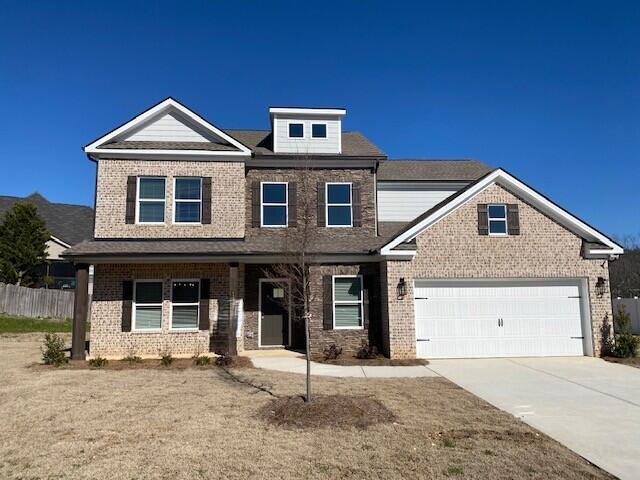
(0, 314, 78, 333)
(0, 336, 612, 480)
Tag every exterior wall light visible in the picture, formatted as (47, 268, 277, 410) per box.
(595, 277, 607, 298)
(397, 277, 407, 299)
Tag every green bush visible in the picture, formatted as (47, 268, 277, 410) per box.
(123, 355, 142, 365)
(41, 333, 67, 366)
(612, 305, 640, 358)
(88, 356, 108, 368)
(160, 352, 174, 367)
(192, 354, 211, 366)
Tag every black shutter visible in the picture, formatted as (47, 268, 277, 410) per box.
(288, 182, 297, 227)
(125, 176, 137, 224)
(251, 181, 261, 228)
(317, 182, 326, 227)
(352, 183, 362, 227)
(121, 280, 133, 332)
(507, 204, 520, 235)
(199, 278, 210, 331)
(477, 204, 489, 235)
(362, 275, 370, 329)
(201, 178, 212, 224)
(323, 275, 333, 330)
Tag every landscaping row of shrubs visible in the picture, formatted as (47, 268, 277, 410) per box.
(40, 333, 246, 369)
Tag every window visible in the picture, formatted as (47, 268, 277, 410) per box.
(261, 182, 288, 227)
(333, 276, 363, 329)
(312, 123, 327, 138)
(174, 177, 202, 223)
(137, 177, 166, 223)
(288, 123, 304, 138)
(326, 183, 352, 227)
(171, 280, 200, 330)
(488, 204, 508, 235)
(133, 281, 163, 331)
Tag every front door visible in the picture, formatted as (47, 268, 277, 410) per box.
(260, 280, 289, 347)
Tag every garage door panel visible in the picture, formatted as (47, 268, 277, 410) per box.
(414, 281, 586, 359)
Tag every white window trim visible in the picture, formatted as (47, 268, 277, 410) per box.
(132, 279, 163, 332)
(260, 181, 289, 228)
(332, 274, 364, 330)
(136, 176, 166, 225)
(172, 177, 203, 225)
(311, 122, 328, 139)
(287, 121, 305, 139)
(488, 203, 508, 236)
(170, 278, 200, 331)
(326, 182, 353, 228)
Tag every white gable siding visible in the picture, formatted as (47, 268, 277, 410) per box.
(126, 113, 212, 142)
(273, 115, 341, 154)
(377, 182, 467, 222)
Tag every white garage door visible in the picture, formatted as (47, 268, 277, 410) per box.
(414, 281, 586, 359)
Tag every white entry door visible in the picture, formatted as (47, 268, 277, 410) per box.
(414, 281, 586, 359)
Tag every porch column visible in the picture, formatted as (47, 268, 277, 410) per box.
(228, 263, 239, 356)
(228, 263, 238, 355)
(71, 263, 89, 360)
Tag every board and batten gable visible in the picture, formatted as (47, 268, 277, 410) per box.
(377, 181, 468, 222)
(125, 112, 214, 143)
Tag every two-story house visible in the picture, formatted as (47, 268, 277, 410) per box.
(64, 98, 623, 361)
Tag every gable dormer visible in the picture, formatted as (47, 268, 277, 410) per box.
(269, 107, 346, 154)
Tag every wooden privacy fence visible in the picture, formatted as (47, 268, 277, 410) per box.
(0, 283, 75, 319)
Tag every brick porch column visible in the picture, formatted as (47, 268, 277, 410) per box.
(71, 263, 90, 360)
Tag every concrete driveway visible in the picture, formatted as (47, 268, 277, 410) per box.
(428, 357, 640, 480)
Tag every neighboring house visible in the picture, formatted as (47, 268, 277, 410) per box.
(63, 98, 624, 360)
(0, 193, 94, 289)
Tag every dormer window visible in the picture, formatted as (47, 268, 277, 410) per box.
(312, 124, 327, 138)
(288, 123, 304, 138)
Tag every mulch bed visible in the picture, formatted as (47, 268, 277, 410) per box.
(603, 356, 640, 368)
(259, 394, 397, 429)
(320, 357, 429, 366)
(30, 355, 254, 371)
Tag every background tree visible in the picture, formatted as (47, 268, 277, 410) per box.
(263, 164, 316, 402)
(0, 202, 49, 286)
(610, 233, 640, 298)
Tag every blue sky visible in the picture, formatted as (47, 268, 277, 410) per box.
(0, 1, 638, 237)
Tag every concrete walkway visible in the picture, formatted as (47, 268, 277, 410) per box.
(428, 357, 640, 480)
(244, 351, 439, 378)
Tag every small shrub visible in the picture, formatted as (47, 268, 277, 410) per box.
(442, 437, 456, 448)
(193, 354, 211, 366)
(41, 333, 67, 366)
(160, 352, 174, 367)
(123, 355, 142, 366)
(88, 356, 108, 368)
(447, 466, 464, 476)
(323, 344, 343, 361)
(356, 340, 379, 360)
(612, 305, 640, 358)
(214, 354, 233, 367)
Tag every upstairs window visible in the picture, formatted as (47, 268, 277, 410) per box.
(333, 276, 363, 329)
(326, 183, 352, 227)
(261, 182, 288, 227)
(171, 280, 200, 330)
(488, 204, 508, 235)
(312, 123, 327, 138)
(288, 123, 304, 138)
(174, 177, 202, 223)
(137, 177, 166, 223)
(133, 281, 163, 331)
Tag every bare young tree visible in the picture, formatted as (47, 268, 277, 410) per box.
(263, 163, 316, 402)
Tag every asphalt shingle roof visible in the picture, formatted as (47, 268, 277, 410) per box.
(0, 193, 94, 246)
(377, 159, 492, 181)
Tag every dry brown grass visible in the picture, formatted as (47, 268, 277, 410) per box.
(604, 356, 640, 368)
(0, 335, 613, 480)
